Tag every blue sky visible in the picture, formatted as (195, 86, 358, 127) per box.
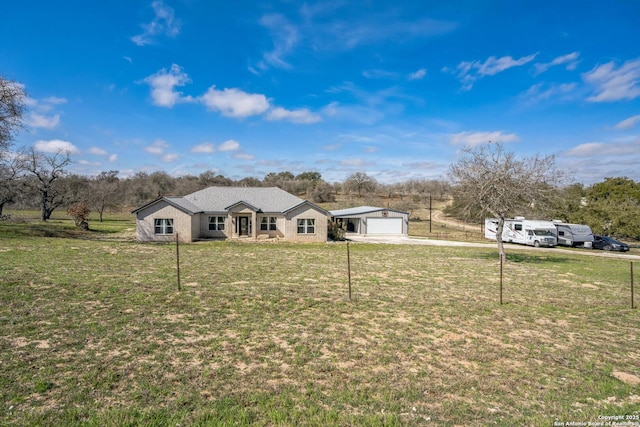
(2, 1, 639, 184)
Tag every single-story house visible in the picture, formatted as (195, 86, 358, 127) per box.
(330, 206, 409, 236)
(132, 186, 330, 243)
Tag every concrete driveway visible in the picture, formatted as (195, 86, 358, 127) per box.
(346, 234, 640, 260)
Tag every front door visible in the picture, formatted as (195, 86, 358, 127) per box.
(239, 217, 249, 236)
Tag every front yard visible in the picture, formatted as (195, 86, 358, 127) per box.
(0, 219, 638, 425)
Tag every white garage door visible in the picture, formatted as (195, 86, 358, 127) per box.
(367, 217, 403, 234)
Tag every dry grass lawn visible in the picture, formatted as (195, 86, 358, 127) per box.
(0, 218, 639, 425)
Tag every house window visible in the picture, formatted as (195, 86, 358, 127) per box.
(260, 216, 277, 231)
(154, 218, 174, 234)
(297, 218, 315, 234)
(208, 216, 226, 231)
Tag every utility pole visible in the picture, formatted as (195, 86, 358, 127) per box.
(429, 194, 432, 233)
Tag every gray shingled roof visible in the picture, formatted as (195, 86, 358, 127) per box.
(184, 186, 306, 213)
(164, 196, 203, 214)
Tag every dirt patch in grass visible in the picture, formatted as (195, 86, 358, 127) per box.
(612, 371, 640, 386)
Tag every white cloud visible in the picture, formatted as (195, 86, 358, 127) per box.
(42, 96, 67, 105)
(320, 102, 384, 125)
(89, 147, 108, 156)
(143, 64, 193, 107)
(266, 107, 321, 124)
(408, 68, 427, 80)
(615, 114, 640, 130)
(23, 94, 66, 129)
(219, 139, 240, 151)
(234, 152, 255, 160)
(27, 113, 60, 129)
(475, 54, 539, 76)
(582, 58, 640, 102)
(34, 139, 79, 154)
(314, 17, 456, 51)
(340, 158, 375, 167)
(521, 82, 577, 104)
(144, 139, 170, 155)
(254, 13, 299, 71)
(88, 146, 118, 162)
(449, 131, 519, 147)
(534, 52, 580, 75)
(362, 69, 399, 79)
(131, 0, 181, 46)
(450, 53, 538, 90)
(78, 159, 101, 166)
(162, 153, 179, 162)
(191, 142, 215, 153)
(143, 140, 177, 162)
(199, 86, 270, 118)
(565, 140, 640, 157)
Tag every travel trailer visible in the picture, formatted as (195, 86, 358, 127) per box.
(552, 221, 594, 248)
(485, 217, 558, 247)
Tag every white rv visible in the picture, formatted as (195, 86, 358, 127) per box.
(485, 217, 558, 247)
(552, 221, 594, 248)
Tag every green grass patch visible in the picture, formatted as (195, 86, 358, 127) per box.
(0, 210, 135, 239)
(0, 230, 638, 425)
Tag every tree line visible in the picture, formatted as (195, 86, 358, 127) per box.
(1, 152, 450, 220)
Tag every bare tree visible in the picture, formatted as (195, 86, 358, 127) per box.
(238, 176, 261, 187)
(25, 148, 73, 221)
(0, 152, 26, 216)
(448, 143, 561, 260)
(307, 181, 335, 203)
(89, 170, 120, 222)
(0, 76, 25, 153)
(344, 172, 377, 197)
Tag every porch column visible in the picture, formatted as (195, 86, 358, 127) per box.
(251, 211, 257, 239)
(230, 214, 236, 238)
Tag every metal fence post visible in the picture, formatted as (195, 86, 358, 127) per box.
(176, 233, 181, 292)
(347, 242, 352, 301)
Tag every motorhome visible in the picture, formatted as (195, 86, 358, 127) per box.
(485, 217, 558, 247)
(552, 221, 594, 248)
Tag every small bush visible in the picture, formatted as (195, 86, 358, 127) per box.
(67, 203, 90, 230)
(328, 220, 345, 241)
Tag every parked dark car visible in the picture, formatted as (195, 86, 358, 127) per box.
(592, 235, 629, 252)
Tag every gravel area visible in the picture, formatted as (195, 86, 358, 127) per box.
(346, 234, 640, 260)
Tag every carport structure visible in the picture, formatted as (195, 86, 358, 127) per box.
(330, 206, 409, 236)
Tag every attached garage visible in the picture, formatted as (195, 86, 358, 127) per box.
(367, 217, 404, 234)
(330, 206, 409, 236)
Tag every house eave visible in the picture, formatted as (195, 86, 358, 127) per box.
(283, 200, 331, 216)
(132, 197, 202, 216)
(225, 200, 262, 212)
